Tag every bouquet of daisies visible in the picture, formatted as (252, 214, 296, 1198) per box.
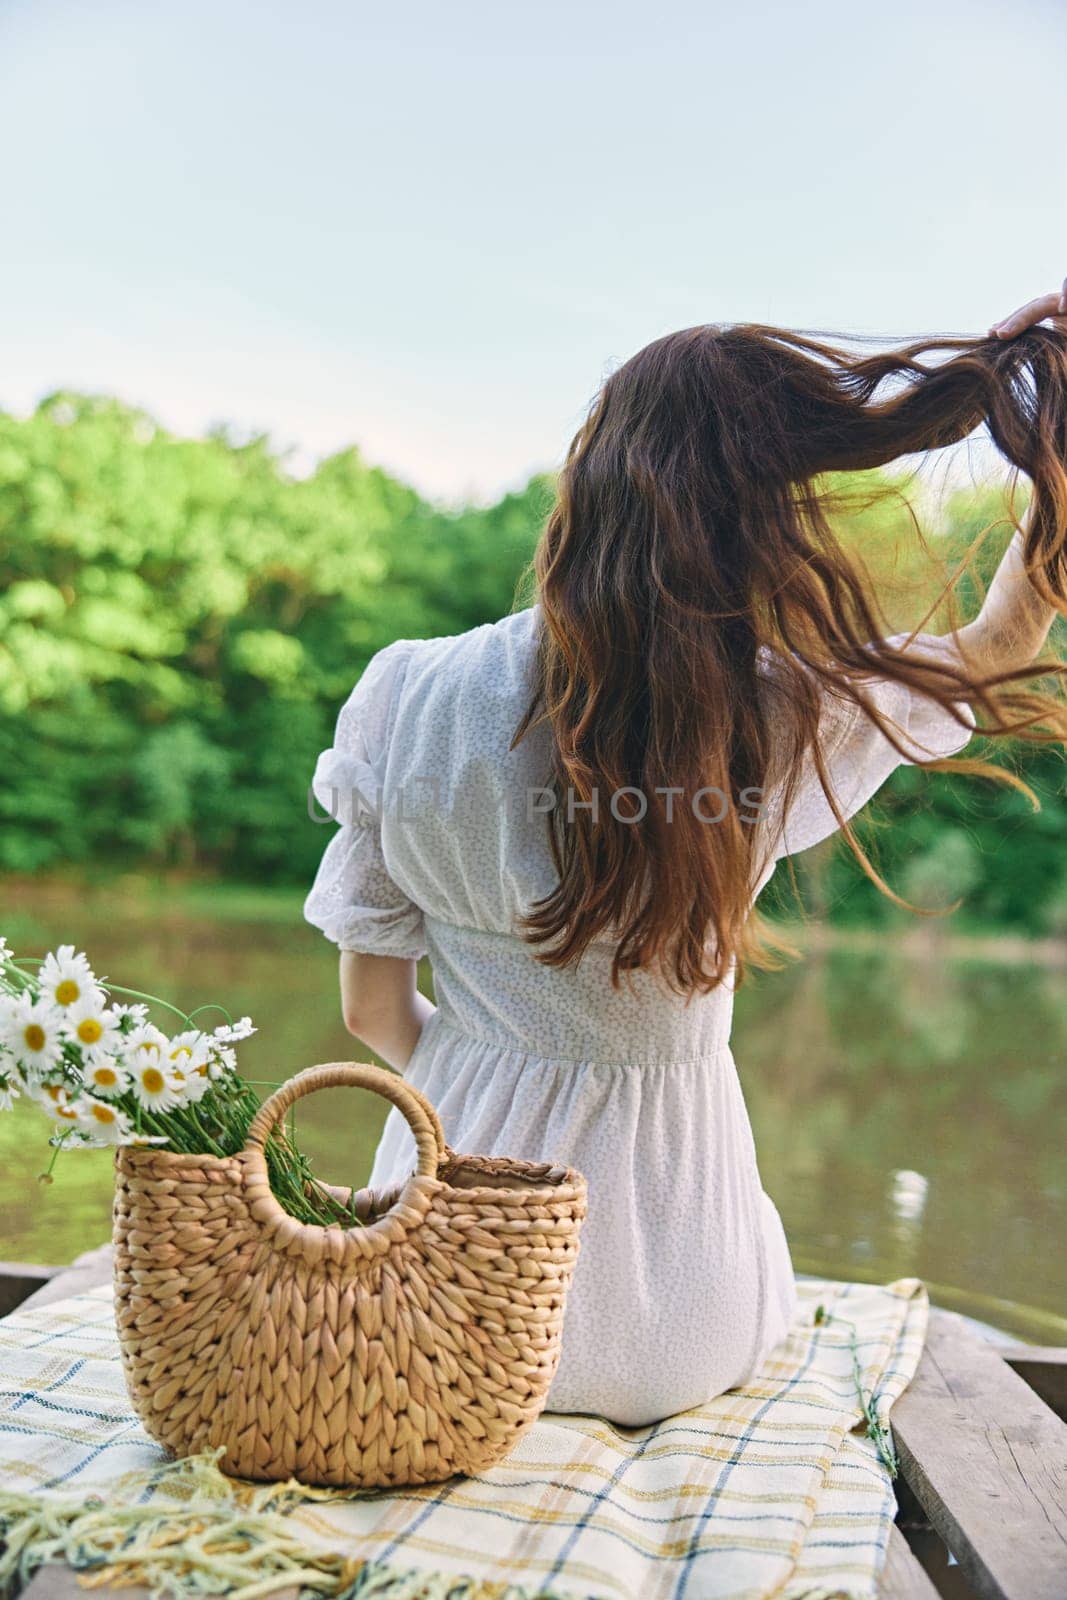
(0, 934, 255, 1156)
(0, 935, 361, 1224)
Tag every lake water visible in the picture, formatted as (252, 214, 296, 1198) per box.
(2, 880, 1064, 1343)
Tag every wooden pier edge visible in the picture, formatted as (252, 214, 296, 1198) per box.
(1, 1264, 1065, 1599)
(886, 1306, 1067, 1600)
(0, 1262, 64, 1320)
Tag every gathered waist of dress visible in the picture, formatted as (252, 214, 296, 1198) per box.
(421, 914, 735, 1069)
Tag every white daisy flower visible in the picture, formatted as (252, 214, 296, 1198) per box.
(129, 1057, 181, 1112)
(38, 946, 98, 1011)
(111, 1002, 149, 1030)
(77, 1098, 132, 1146)
(173, 1065, 211, 1103)
(46, 1125, 91, 1151)
(62, 996, 122, 1061)
(123, 1023, 182, 1109)
(161, 1031, 211, 1104)
(121, 1021, 170, 1069)
(165, 1029, 212, 1074)
(212, 1016, 256, 1044)
(0, 935, 10, 965)
(82, 1056, 130, 1099)
(0, 994, 65, 1078)
(202, 1042, 237, 1081)
(121, 1131, 170, 1148)
(35, 1081, 84, 1126)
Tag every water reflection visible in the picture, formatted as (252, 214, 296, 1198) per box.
(889, 1168, 929, 1269)
(1, 883, 1064, 1342)
(734, 941, 1067, 1340)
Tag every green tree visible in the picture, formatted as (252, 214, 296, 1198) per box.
(2, 393, 1064, 931)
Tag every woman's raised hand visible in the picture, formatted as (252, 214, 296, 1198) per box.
(989, 279, 1067, 339)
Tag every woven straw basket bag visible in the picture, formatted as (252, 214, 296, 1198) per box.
(113, 1062, 588, 1488)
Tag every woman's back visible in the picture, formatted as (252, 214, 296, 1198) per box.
(305, 601, 973, 1421)
(369, 607, 738, 1057)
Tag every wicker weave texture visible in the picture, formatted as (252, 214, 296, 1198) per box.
(113, 1062, 588, 1487)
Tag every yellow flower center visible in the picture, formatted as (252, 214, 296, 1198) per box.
(57, 1104, 78, 1121)
(54, 980, 80, 1005)
(44, 1084, 64, 1102)
(141, 1067, 165, 1094)
(91, 1104, 116, 1124)
(24, 1024, 46, 1052)
(77, 1018, 103, 1045)
(93, 1066, 118, 1087)
(171, 1045, 193, 1060)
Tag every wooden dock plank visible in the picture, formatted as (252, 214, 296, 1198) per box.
(999, 1346, 1067, 1423)
(878, 1524, 943, 1598)
(0, 1264, 63, 1319)
(892, 1307, 1067, 1600)
(0, 1246, 113, 1313)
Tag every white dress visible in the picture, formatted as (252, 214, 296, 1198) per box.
(304, 604, 974, 1425)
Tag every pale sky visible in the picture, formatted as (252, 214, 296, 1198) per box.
(1, 0, 1064, 503)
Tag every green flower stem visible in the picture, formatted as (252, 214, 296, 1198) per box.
(118, 1076, 363, 1228)
(185, 1003, 234, 1027)
(813, 1303, 899, 1478)
(1, 958, 40, 993)
(102, 983, 195, 1026)
(39, 1128, 74, 1184)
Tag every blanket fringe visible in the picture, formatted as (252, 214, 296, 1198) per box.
(0, 1451, 572, 1600)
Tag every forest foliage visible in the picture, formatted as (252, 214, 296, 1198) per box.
(2, 392, 1066, 934)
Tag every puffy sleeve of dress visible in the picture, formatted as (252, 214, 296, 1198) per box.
(759, 630, 978, 864)
(303, 639, 427, 958)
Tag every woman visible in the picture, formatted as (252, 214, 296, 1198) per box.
(305, 286, 1067, 1425)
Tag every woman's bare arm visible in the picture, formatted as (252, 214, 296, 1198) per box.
(954, 523, 1059, 677)
(339, 951, 436, 1070)
(937, 282, 1067, 678)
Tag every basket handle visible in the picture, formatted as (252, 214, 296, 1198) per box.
(245, 1062, 448, 1178)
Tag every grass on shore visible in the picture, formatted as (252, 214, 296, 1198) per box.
(3, 870, 1065, 967)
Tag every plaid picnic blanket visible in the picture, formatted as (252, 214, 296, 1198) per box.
(0, 1275, 926, 1599)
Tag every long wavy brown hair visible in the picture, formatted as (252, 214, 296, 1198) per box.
(511, 322, 1067, 996)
